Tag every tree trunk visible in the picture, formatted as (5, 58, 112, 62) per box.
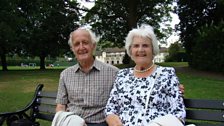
(127, 0, 138, 30)
(1, 53, 8, 71)
(0, 46, 8, 71)
(39, 54, 46, 70)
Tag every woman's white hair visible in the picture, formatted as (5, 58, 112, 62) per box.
(68, 26, 100, 46)
(125, 24, 159, 57)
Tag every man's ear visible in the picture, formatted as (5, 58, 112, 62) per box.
(70, 46, 74, 52)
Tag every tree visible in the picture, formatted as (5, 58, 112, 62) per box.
(0, 0, 24, 71)
(18, 0, 80, 69)
(175, 0, 224, 71)
(165, 42, 187, 62)
(83, 0, 175, 64)
(166, 42, 180, 61)
(85, 0, 174, 45)
(191, 21, 224, 73)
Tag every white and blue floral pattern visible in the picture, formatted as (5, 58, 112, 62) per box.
(105, 66, 186, 126)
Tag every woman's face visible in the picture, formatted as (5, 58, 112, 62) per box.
(130, 36, 153, 66)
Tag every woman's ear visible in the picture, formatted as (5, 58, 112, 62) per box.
(93, 43, 96, 48)
(92, 43, 97, 51)
(129, 46, 132, 56)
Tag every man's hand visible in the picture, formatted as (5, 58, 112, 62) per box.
(106, 114, 123, 126)
(56, 104, 66, 112)
(179, 84, 185, 95)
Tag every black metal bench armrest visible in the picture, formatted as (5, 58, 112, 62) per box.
(0, 84, 44, 126)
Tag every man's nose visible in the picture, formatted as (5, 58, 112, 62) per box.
(78, 43, 84, 49)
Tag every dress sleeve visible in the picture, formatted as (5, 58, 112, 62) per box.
(166, 67, 186, 121)
(105, 73, 121, 116)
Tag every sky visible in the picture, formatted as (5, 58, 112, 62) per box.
(78, 0, 95, 9)
(165, 13, 180, 48)
(77, 0, 180, 48)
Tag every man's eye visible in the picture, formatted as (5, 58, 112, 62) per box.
(73, 42, 80, 47)
(82, 41, 88, 45)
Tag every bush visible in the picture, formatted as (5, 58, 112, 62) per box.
(191, 22, 224, 73)
(165, 52, 188, 62)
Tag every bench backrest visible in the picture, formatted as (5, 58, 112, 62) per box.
(184, 98, 224, 126)
(34, 91, 57, 121)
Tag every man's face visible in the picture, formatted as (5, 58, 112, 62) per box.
(70, 29, 95, 62)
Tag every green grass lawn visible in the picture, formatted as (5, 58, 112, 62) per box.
(0, 63, 224, 125)
(177, 72, 224, 99)
(157, 62, 189, 67)
(0, 69, 62, 111)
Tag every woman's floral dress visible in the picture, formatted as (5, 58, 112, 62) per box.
(105, 66, 186, 126)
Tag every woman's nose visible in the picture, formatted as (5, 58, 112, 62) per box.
(138, 45, 144, 51)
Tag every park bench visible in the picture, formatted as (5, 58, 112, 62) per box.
(0, 84, 224, 126)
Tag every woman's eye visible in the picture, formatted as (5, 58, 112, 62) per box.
(132, 44, 139, 48)
(142, 44, 149, 48)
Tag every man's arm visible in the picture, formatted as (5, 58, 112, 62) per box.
(179, 84, 184, 94)
(56, 104, 66, 112)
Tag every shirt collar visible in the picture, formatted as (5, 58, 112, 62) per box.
(74, 59, 101, 72)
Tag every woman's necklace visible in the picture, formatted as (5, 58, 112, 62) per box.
(134, 64, 154, 73)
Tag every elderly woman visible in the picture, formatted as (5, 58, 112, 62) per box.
(105, 24, 186, 126)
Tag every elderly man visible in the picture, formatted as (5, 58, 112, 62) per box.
(55, 27, 119, 126)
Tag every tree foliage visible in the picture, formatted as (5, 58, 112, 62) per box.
(191, 21, 224, 73)
(0, 0, 178, 69)
(0, 0, 25, 71)
(84, 0, 174, 48)
(0, 0, 80, 70)
(18, 0, 80, 69)
(165, 42, 187, 62)
(166, 42, 180, 61)
(175, 0, 224, 72)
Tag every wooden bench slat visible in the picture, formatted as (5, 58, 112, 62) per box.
(185, 99, 224, 109)
(38, 97, 56, 106)
(36, 113, 54, 121)
(39, 91, 57, 98)
(38, 105, 56, 114)
(186, 109, 224, 122)
(186, 122, 224, 126)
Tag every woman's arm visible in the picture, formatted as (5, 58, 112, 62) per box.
(105, 71, 123, 126)
(167, 68, 186, 121)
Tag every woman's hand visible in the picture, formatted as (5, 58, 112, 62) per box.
(106, 114, 123, 126)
